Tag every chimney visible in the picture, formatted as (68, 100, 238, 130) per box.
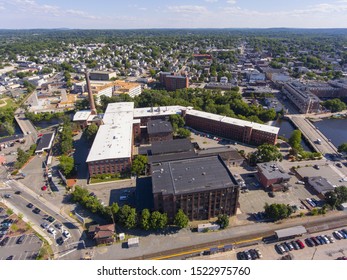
(85, 71, 97, 115)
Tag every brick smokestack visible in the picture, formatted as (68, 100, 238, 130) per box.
(85, 71, 97, 115)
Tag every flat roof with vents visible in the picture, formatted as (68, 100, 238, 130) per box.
(86, 102, 134, 162)
(151, 155, 239, 195)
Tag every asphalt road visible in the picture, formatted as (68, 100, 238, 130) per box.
(289, 116, 338, 155)
(1, 179, 84, 259)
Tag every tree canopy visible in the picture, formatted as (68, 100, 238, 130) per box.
(131, 155, 148, 176)
(59, 155, 74, 177)
(173, 209, 189, 229)
(325, 186, 347, 208)
(338, 143, 347, 153)
(216, 214, 229, 229)
(322, 99, 347, 113)
(264, 203, 293, 221)
(249, 144, 283, 164)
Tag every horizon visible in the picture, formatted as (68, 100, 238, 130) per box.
(0, 0, 347, 29)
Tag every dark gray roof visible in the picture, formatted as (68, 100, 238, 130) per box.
(136, 177, 154, 211)
(152, 156, 239, 195)
(0, 134, 25, 144)
(151, 139, 194, 155)
(148, 151, 197, 164)
(197, 147, 244, 162)
(35, 133, 55, 153)
(257, 162, 291, 181)
(275, 226, 307, 239)
(308, 176, 335, 194)
(147, 119, 173, 135)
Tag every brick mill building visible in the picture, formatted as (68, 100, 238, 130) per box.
(151, 155, 239, 220)
(76, 103, 279, 177)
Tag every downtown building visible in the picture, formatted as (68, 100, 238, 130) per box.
(79, 103, 279, 177)
(151, 155, 239, 220)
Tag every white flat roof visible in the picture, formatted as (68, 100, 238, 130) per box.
(86, 102, 134, 162)
(186, 109, 280, 134)
(133, 106, 185, 118)
(73, 110, 91, 121)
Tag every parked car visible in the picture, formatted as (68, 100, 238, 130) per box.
(281, 242, 289, 252)
(41, 185, 48, 191)
(46, 216, 55, 223)
(54, 223, 62, 230)
(305, 238, 315, 247)
(0, 236, 9, 246)
(47, 227, 56, 235)
(249, 249, 258, 260)
(291, 241, 300, 250)
(244, 250, 252, 260)
(326, 235, 335, 243)
(33, 208, 41, 214)
(339, 230, 347, 239)
(255, 248, 262, 258)
(237, 251, 246, 260)
(62, 230, 70, 238)
(311, 236, 321, 246)
(296, 180, 305, 185)
(275, 244, 286, 254)
(285, 242, 294, 251)
(296, 239, 305, 249)
(40, 223, 49, 229)
(16, 235, 25, 244)
(333, 231, 343, 240)
(14, 191, 21, 195)
(27, 203, 34, 208)
(322, 235, 330, 244)
(56, 237, 64, 245)
(3, 194, 11, 198)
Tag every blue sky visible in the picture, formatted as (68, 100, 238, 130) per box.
(0, 0, 347, 29)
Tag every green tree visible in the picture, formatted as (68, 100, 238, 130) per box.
(150, 211, 168, 230)
(6, 208, 14, 216)
(216, 214, 229, 229)
(322, 99, 347, 113)
(264, 203, 293, 221)
(131, 155, 148, 176)
(140, 209, 151, 230)
(249, 144, 283, 164)
(84, 123, 99, 142)
(289, 130, 302, 150)
(338, 143, 347, 153)
(117, 205, 137, 229)
(176, 128, 191, 138)
(173, 209, 189, 229)
(169, 114, 185, 131)
(59, 155, 74, 176)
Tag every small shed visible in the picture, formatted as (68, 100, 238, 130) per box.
(197, 223, 220, 232)
(128, 237, 139, 248)
(275, 226, 307, 241)
(340, 203, 347, 211)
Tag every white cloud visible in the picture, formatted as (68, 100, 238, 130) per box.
(2, 0, 99, 20)
(226, 0, 237, 4)
(168, 5, 208, 14)
(204, 0, 218, 3)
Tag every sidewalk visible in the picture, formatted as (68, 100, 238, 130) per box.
(0, 198, 52, 246)
(13, 180, 84, 235)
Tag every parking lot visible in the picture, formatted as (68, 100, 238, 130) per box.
(191, 227, 347, 260)
(0, 234, 42, 260)
(234, 166, 320, 217)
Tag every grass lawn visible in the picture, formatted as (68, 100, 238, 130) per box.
(0, 98, 18, 110)
(90, 176, 130, 184)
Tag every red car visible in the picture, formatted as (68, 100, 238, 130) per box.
(37, 133, 43, 137)
(41, 185, 48, 191)
(295, 239, 305, 249)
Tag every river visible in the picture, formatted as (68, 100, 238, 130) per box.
(313, 118, 347, 148)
